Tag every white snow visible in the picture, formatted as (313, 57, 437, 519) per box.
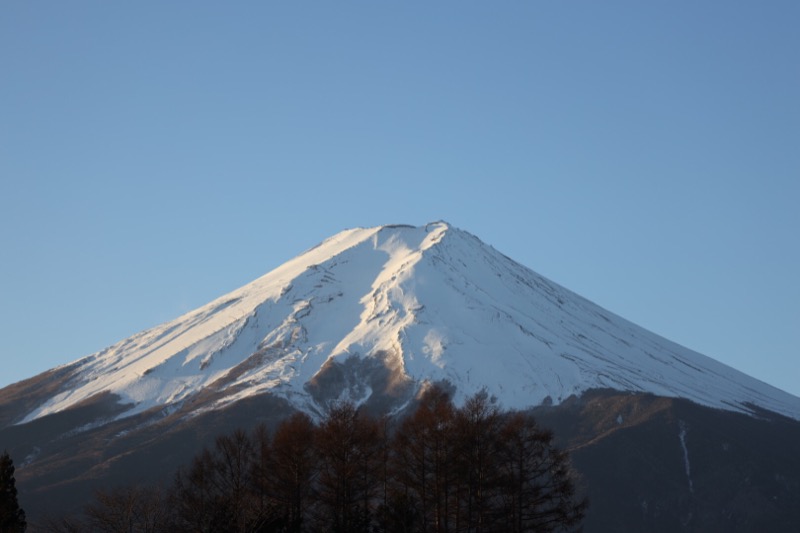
(679, 420, 694, 493)
(18, 221, 800, 424)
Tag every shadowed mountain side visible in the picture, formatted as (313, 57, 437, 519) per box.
(5, 387, 798, 531)
(3, 393, 297, 524)
(531, 390, 800, 532)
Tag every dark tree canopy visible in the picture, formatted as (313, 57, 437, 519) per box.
(312, 402, 384, 533)
(0, 451, 27, 533)
(385, 387, 586, 532)
(63, 386, 586, 532)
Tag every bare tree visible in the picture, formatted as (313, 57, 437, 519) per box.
(495, 413, 587, 532)
(312, 402, 383, 533)
(213, 429, 257, 530)
(170, 448, 220, 532)
(386, 386, 586, 533)
(84, 485, 168, 533)
(389, 385, 457, 533)
(170, 431, 259, 532)
(266, 412, 317, 532)
(452, 390, 505, 532)
(75, 387, 586, 533)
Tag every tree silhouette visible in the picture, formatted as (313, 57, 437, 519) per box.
(170, 429, 269, 532)
(389, 384, 457, 532)
(75, 387, 586, 532)
(0, 451, 26, 532)
(452, 390, 505, 531)
(312, 401, 383, 533)
(84, 485, 167, 533)
(495, 413, 588, 532)
(265, 413, 317, 532)
(387, 386, 586, 532)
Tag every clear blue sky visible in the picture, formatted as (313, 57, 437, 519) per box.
(2, 2, 798, 397)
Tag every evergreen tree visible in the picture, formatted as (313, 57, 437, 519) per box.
(0, 451, 26, 533)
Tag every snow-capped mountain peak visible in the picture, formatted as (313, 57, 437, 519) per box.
(17, 222, 800, 424)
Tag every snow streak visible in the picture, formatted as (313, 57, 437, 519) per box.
(678, 420, 694, 494)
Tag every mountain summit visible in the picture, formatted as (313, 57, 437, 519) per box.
(14, 221, 800, 425)
(6, 222, 800, 530)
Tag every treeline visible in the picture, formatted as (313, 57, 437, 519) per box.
(49, 386, 586, 533)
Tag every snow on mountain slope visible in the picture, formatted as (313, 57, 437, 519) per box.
(18, 222, 800, 424)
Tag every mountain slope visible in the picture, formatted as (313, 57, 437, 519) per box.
(5, 221, 800, 529)
(11, 221, 800, 426)
(531, 390, 800, 532)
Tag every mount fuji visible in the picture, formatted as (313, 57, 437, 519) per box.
(3, 222, 800, 530)
(12, 221, 800, 425)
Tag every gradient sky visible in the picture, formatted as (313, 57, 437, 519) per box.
(2, 2, 798, 398)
